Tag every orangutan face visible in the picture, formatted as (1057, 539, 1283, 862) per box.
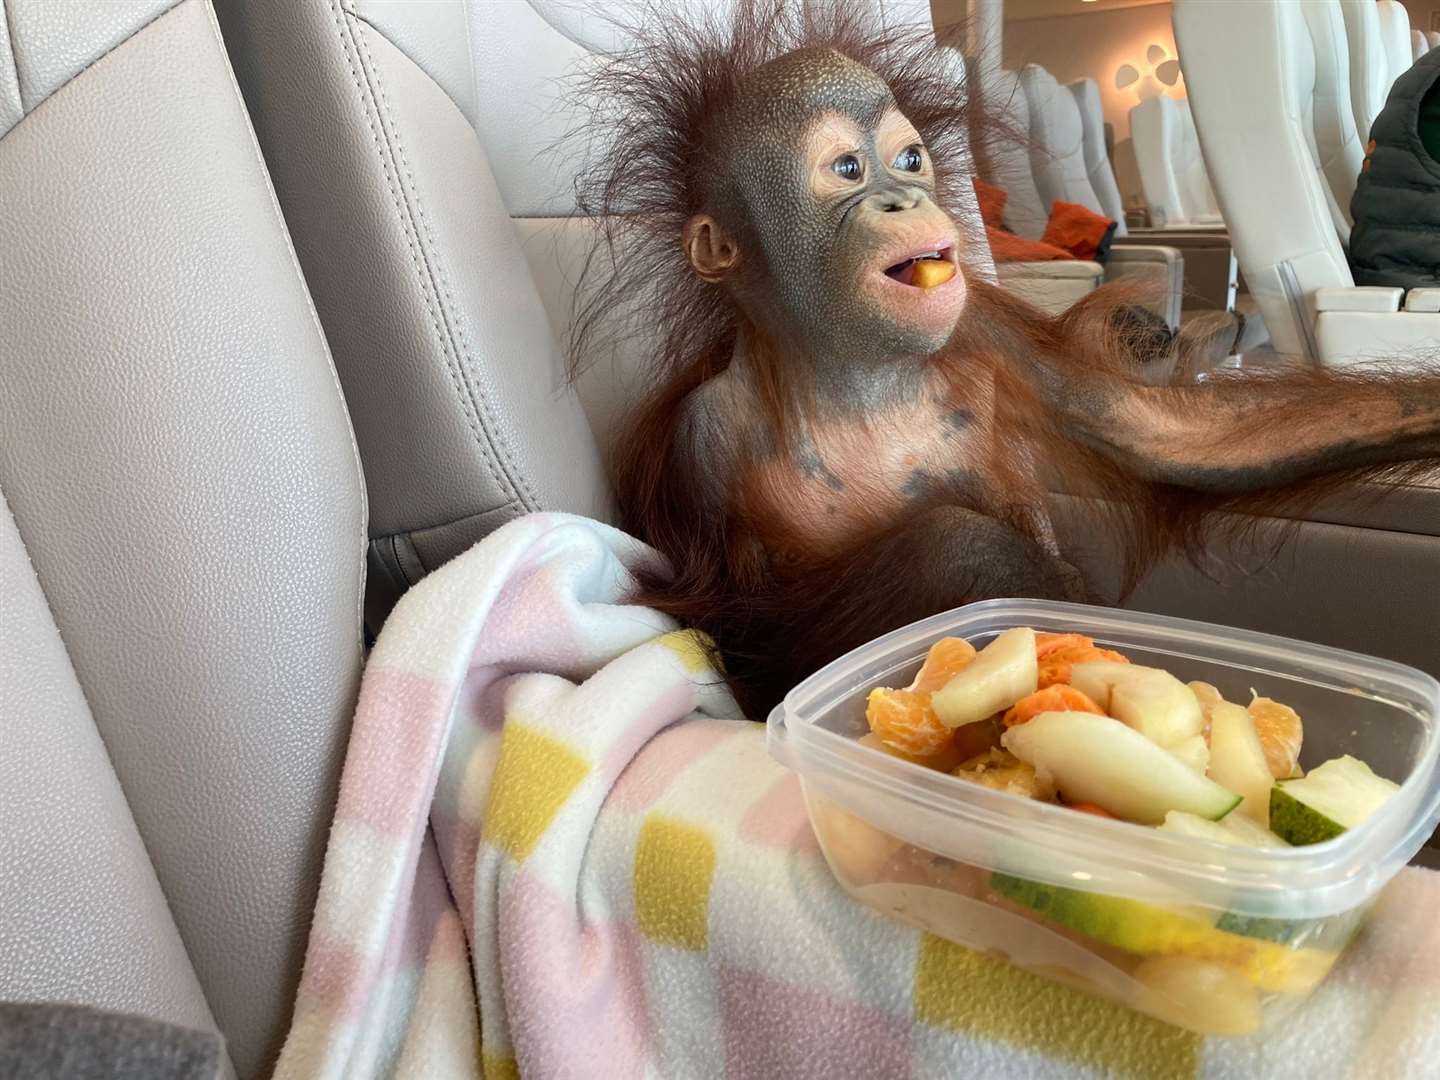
(683, 48, 967, 362)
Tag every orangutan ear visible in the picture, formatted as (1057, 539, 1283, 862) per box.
(683, 215, 740, 282)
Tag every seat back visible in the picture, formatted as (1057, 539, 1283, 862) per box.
(1129, 96, 1187, 226)
(1307, 0, 1366, 243)
(1068, 77, 1127, 226)
(214, 0, 614, 623)
(1415, 29, 1432, 60)
(977, 66, 1052, 240)
(1020, 63, 1128, 236)
(0, 1, 366, 1074)
(1174, 0, 1354, 358)
(1430, 30, 1440, 49)
(1341, 0, 1395, 139)
(1377, 0, 1415, 85)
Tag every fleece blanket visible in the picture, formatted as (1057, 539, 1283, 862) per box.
(274, 513, 1440, 1080)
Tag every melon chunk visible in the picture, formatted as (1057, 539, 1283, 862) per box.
(1270, 755, 1400, 845)
(1207, 701, 1275, 826)
(931, 626, 1037, 729)
(1002, 711, 1241, 824)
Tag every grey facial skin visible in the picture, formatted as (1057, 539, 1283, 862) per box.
(707, 48, 956, 397)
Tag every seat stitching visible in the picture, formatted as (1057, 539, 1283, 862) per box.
(345, 7, 477, 134)
(323, 0, 516, 507)
(350, 15, 541, 510)
(0, 0, 182, 146)
(202, 0, 369, 641)
(1, 0, 19, 112)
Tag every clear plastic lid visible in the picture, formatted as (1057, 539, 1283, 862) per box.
(768, 599, 1440, 918)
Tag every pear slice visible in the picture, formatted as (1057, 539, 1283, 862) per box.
(931, 626, 1037, 729)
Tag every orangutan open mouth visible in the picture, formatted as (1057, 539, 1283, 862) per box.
(882, 247, 956, 287)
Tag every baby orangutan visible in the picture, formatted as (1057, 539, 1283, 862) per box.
(571, 3, 1440, 716)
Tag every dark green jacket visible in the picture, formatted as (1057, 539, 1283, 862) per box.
(1350, 49, 1440, 288)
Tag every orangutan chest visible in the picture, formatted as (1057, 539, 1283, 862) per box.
(747, 407, 992, 551)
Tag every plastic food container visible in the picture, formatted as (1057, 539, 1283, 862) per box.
(767, 599, 1440, 1035)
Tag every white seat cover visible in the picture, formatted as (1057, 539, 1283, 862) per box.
(1416, 30, 1432, 60)
(1020, 64, 1109, 222)
(1429, 31, 1440, 49)
(1341, 0, 1394, 140)
(1377, 0, 1415, 86)
(1068, 76, 1128, 233)
(1130, 96, 1187, 226)
(978, 67, 1052, 240)
(1305, 0, 1365, 242)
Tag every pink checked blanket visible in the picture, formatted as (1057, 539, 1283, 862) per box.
(274, 513, 1440, 1080)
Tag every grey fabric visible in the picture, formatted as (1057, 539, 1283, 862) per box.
(0, 1003, 222, 1080)
(1350, 49, 1440, 289)
(1052, 496, 1440, 684)
(0, 0, 366, 1074)
(213, 0, 613, 628)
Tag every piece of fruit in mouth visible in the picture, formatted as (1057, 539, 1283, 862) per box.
(885, 250, 956, 288)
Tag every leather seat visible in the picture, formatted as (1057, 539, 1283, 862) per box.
(977, 66, 1053, 241)
(1415, 29, 1432, 60)
(1341, 0, 1395, 139)
(1068, 77, 1128, 226)
(1129, 96, 1225, 229)
(0, 1, 366, 1075)
(1377, 0, 1416, 84)
(1174, 0, 1419, 360)
(213, 0, 614, 628)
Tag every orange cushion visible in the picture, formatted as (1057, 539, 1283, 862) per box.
(1041, 200, 1117, 261)
(972, 177, 1075, 263)
(973, 176, 1009, 230)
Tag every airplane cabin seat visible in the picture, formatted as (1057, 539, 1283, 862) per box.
(1341, 0, 1396, 140)
(1415, 30, 1432, 61)
(212, 0, 615, 627)
(1068, 76, 1128, 226)
(1174, 0, 1440, 362)
(1378, 0, 1418, 86)
(0, 0, 368, 1075)
(1018, 63, 1184, 327)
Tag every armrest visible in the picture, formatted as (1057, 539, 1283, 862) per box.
(1108, 244, 1184, 267)
(995, 260, 1106, 280)
(994, 260, 1103, 315)
(1314, 290, 1440, 365)
(1314, 286, 1404, 313)
(1406, 288, 1440, 313)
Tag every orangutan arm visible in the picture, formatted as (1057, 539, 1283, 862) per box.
(1055, 370, 1440, 495)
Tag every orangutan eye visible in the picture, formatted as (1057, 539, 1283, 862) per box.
(895, 145, 925, 173)
(832, 154, 864, 182)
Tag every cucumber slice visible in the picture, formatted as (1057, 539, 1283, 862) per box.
(1207, 702, 1275, 826)
(990, 874, 1337, 993)
(1002, 711, 1242, 824)
(1269, 755, 1400, 845)
(1158, 810, 1288, 848)
(931, 626, 1037, 729)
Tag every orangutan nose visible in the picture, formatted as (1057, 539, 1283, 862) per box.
(867, 186, 924, 213)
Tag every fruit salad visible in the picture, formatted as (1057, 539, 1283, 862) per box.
(823, 626, 1405, 1035)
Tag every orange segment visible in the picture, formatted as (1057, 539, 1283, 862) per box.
(1037, 645, 1130, 689)
(909, 636, 979, 694)
(1002, 685, 1105, 728)
(1066, 802, 1116, 819)
(1035, 632, 1093, 658)
(858, 731, 967, 773)
(1248, 697, 1304, 778)
(866, 687, 956, 761)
